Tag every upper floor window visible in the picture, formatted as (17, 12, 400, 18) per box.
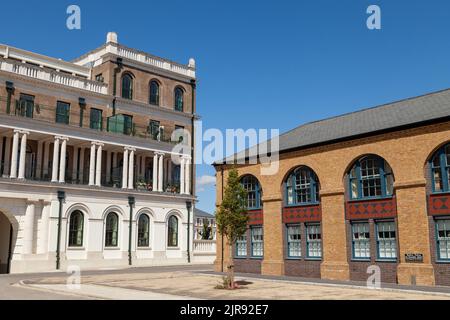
(348, 155, 394, 200)
(68, 210, 84, 247)
(174, 87, 184, 112)
(56, 101, 70, 125)
(240, 175, 262, 210)
(16, 94, 34, 118)
(286, 166, 319, 205)
(430, 144, 450, 193)
(90, 108, 103, 131)
(121, 73, 133, 100)
(149, 80, 160, 105)
(168, 215, 179, 247)
(105, 212, 119, 247)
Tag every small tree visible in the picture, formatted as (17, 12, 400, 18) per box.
(200, 219, 212, 240)
(216, 168, 248, 289)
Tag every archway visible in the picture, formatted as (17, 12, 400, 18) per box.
(0, 212, 12, 274)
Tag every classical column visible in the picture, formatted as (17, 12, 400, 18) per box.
(42, 141, 50, 179)
(58, 138, 67, 183)
(95, 143, 103, 187)
(10, 130, 19, 178)
(35, 140, 43, 180)
(79, 147, 85, 184)
(128, 148, 135, 189)
(3, 137, 11, 177)
(180, 157, 185, 194)
(0, 136, 4, 176)
(152, 153, 158, 191)
(23, 201, 36, 255)
(72, 146, 79, 182)
(158, 153, 164, 192)
(185, 157, 191, 195)
(167, 158, 172, 186)
(106, 150, 111, 183)
(18, 131, 28, 179)
(89, 142, 96, 186)
(122, 148, 129, 189)
(51, 137, 60, 183)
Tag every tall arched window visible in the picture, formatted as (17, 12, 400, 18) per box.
(68, 210, 84, 247)
(149, 80, 160, 105)
(430, 143, 450, 193)
(121, 73, 133, 100)
(240, 175, 261, 209)
(285, 167, 319, 205)
(174, 87, 184, 112)
(138, 214, 150, 247)
(168, 215, 178, 247)
(348, 155, 394, 199)
(105, 212, 119, 247)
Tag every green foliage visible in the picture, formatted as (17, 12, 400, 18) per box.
(216, 168, 249, 244)
(200, 219, 212, 240)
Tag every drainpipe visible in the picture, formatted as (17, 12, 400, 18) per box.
(78, 97, 86, 128)
(186, 200, 192, 263)
(112, 58, 123, 116)
(56, 190, 66, 270)
(5, 81, 14, 115)
(190, 79, 196, 197)
(221, 166, 224, 272)
(128, 196, 135, 266)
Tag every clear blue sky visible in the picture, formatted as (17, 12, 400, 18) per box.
(2, 0, 450, 213)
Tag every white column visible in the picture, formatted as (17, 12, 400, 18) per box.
(89, 143, 96, 186)
(106, 150, 111, 183)
(0, 136, 4, 177)
(152, 153, 158, 191)
(79, 148, 85, 184)
(10, 130, 19, 178)
(51, 137, 60, 182)
(23, 201, 36, 255)
(18, 132, 28, 179)
(72, 146, 79, 182)
(35, 140, 43, 180)
(168, 159, 172, 185)
(42, 141, 50, 179)
(180, 157, 186, 194)
(112, 152, 118, 168)
(58, 138, 67, 183)
(95, 144, 103, 186)
(185, 158, 191, 195)
(128, 149, 134, 189)
(3, 137, 11, 177)
(122, 148, 129, 189)
(158, 153, 164, 192)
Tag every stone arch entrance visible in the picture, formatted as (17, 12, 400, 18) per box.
(0, 211, 13, 274)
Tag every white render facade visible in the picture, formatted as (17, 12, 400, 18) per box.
(0, 33, 198, 274)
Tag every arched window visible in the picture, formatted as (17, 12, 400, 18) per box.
(240, 175, 261, 209)
(68, 210, 84, 247)
(430, 144, 450, 193)
(285, 167, 319, 205)
(348, 155, 394, 200)
(149, 80, 160, 105)
(174, 87, 184, 112)
(121, 73, 133, 100)
(168, 215, 178, 247)
(105, 212, 119, 247)
(137, 214, 150, 247)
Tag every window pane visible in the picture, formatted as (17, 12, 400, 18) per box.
(251, 227, 263, 257)
(174, 88, 183, 111)
(149, 81, 160, 105)
(138, 215, 150, 247)
(236, 234, 247, 257)
(122, 75, 133, 99)
(69, 211, 83, 247)
(90, 109, 102, 130)
(241, 176, 260, 209)
(168, 216, 178, 247)
(105, 213, 118, 247)
(287, 225, 301, 257)
(352, 223, 370, 259)
(307, 224, 322, 258)
(377, 221, 397, 259)
(437, 219, 450, 260)
(56, 101, 70, 124)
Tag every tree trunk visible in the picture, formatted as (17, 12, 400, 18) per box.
(228, 242, 235, 289)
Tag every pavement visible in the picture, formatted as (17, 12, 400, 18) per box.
(2, 264, 450, 300)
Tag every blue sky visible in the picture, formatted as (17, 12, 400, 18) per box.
(2, 1, 450, 213)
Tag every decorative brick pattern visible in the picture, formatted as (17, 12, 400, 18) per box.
(428, 193, 450, 216)
(247, 209, 263, 225)
(282, 205, 321, 223)
(345, 197, 397, 220)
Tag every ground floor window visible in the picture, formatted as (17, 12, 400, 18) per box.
(251, 226, 264, 257)
(235, 234, 247, 257)
(68, 210, 84, 247)
(105, 212, 119, 247)
(376, 221, 397, 260)
(306, 223, 322, 258)
(352, 222, 370, 259)
(137, 214, 150, 247)
(436, 219, 450, 261)
(287, 224, 301, 258)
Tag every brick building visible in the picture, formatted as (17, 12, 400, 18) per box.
(214, 89, 450, 286)
(0, 32, 197, 273)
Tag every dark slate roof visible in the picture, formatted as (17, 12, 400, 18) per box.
(219, 88, 450, 164)
(194, 208, 214, 218)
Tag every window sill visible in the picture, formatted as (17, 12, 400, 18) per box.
(250, 256, 263, 260)
(104, 247, 120, 250)
(348, 195, 393, 202)
(167, 246, 180, 250)
(67, 246, 85, 251)
(435, 260, 450, 264)
(305, 257, 322, 261)
(137, 247, 152, 251)
(234, 256, 248, 260)
(375, 259, 397, 263)
(351, 258, 371, 262)
(285, 202, 320, 208)
(286, 257, 302, 260)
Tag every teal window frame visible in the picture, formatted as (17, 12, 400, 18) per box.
(235, 233, 247, 258)
(351, 222, 371, 260)
(137, 214, 150, 247)
(121, 73, 133, 100)
(430, 145, 450, 193)
(174, 87, 184, 112)
(149, 120, 160, 140)
(168, 215, 179, 247)
(89, 108, 103, 131)
(68, 210, 84, 247)
(16, 94, 34, 118)
(250, 226, 263, 258)
(436, 218, 450, 261)
(105, 212, 119, 247)
(149, 80, 160, 105)
(348, 156, 394, 200)
(285, 167, 319, 206)
(375, 220, 397, 261)
(286, 224, 301, 258)
(56, 101, 70, 125)
(306, 223, 322, 259)
(240, 175, 261, 210)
